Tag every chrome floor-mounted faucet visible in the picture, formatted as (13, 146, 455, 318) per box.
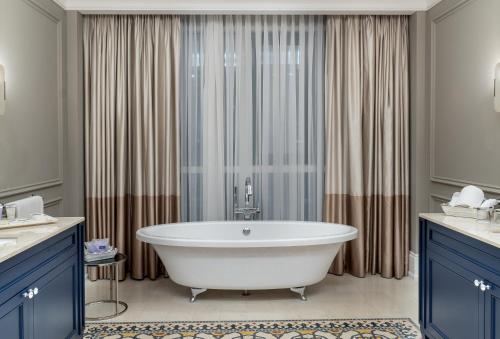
(234, 177, 260, 220)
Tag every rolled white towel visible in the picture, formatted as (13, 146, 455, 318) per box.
(480, 199, 498, 209)
(449, 192, 462, 207)
(10, 196, 44, 219)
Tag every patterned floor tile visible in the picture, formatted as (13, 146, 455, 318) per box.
(84, 318, 421, 339)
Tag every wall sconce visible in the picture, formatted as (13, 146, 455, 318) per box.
(0, 64, 5, 116)
(495, 63, 500, 113)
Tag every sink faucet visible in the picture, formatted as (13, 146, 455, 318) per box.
(234, 176, 260, 220)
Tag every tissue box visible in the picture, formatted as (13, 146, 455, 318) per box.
(84, 247, 118, 262)
(85, 238, 111, 254)
(84, 238, 118, 262)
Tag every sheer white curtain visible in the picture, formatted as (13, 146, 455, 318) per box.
(181, 15, 324, 222)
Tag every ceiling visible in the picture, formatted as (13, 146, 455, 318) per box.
(54, 0, 442, 14)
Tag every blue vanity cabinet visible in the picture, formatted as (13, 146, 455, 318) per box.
(0, 222, 85, 339)
(420, 217, 500, 339)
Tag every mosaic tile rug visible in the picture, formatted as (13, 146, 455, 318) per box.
(84, 318, 421, 339)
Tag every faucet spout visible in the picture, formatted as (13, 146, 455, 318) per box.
(244, 177, 253, 206)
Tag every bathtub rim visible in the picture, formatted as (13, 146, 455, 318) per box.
(136, 220, 358, 248)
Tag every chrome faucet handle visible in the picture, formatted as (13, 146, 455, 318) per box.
(234, 207, 260, 214)
(234, 207, 260, 220)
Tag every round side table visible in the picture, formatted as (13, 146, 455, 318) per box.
(85, 253, 128, 321)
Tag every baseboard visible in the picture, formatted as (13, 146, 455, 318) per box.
(409, 251, 419, 279)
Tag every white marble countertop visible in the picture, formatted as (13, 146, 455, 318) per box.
(420, 213, 500, 249)
(0, 217, 84, 264)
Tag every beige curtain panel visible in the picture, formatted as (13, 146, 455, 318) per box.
(324, 16, 409, 279)
(83, 15, 181, 280)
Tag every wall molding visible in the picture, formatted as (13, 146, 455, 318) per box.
(430, 193, 449, 202)
(0, 179, 63, 199)
(428, 0, 500, 194)
(0, 0, 65, 198)
(22, 0, 60, 22)
(54, 0, 442, 13)
(44, 196, 63, 208)
(429, 193, 448, 211)
(431, 176, 500, 194)
(430, 0, 476, 22)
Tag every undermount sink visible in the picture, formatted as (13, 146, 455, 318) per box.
(0, 238, 17, 247)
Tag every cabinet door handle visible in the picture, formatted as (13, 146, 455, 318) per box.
(474, 279, 483, 287)
(480, 282, 491, 292)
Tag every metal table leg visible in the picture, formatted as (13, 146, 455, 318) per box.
(115, 263, 119, 314)
(85, 263, 128, 321)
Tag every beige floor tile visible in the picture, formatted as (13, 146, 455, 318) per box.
(85, 274, 418, 323)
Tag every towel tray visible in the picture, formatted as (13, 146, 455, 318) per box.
(441, 203, 490, 220)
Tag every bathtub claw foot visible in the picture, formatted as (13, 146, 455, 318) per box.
(291, 287, 307, 301)
(190, 288, 207, 302)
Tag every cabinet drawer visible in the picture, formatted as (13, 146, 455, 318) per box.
(0, 227, 78, 306)
(427, 223, 500, 281)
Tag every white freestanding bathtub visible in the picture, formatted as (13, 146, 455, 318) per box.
(136, 221, 357, 301)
